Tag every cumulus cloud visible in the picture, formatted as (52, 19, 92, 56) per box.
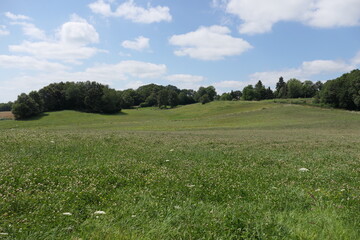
(213, 80, 247, 90)
(0, 55, 68, 71)
(80, 60, 167, 80)
(89, 0, 172, 23)
(9, 14, 102, 64)
(351, 51, 360, 65)
(165, 74, 205, 89)
(10, 22, 46, 40)
(122, 36, 150, 51)
(4, 12, 31, 21)
(221, 0, 360, 34)
(59, 14, 99, 45)
(169, 25, 252, 60)
(0, 25, 9, 36)
(249, 59, 355, 88)
(213, 55, 359, 93)
(0, 60, 168, 101)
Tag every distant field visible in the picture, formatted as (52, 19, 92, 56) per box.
(0, 101, 359, 239)
(0, 111, 14, 120)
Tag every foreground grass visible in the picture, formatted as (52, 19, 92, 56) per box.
(0, 101, 359, 239)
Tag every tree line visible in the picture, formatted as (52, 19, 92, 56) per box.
(319, 69, 360, 110)
(5, 69, 360, 119)
(10, 82, 218, 119)
(219, 78, 323, 101)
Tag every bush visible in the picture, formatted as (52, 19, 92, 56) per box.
(12, 93, 41, 119)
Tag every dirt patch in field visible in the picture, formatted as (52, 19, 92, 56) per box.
(0, 111, 14, 120)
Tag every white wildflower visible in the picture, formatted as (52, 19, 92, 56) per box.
(298, 168, 309, 172)
(186, 184, 195, 188)
(165, 160, 170, 162)
(315, 189, 321, 192)
(62, 212, 72, 216)
(0, 233, 9, 236)
(169, 149, 174, 152)
(94, 211, 106, 215)
(50, 140, 55, 144)
(131, 215, 136, 218)
(341, 189, 346, 192)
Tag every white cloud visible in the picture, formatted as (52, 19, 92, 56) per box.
(169, 25, 253, 60)
(165, 74, 205, 89)
(122, 36, 150, 51)
(59, 14, 99, 45)
(8, 15, 102, 64)
(0, 55, 68, 71)
(9, 41, 102, 64)
(89, 0, 172, 23)
(11, 22, 46, 40)
(249, 59, 355, 88)
(88, 0, 113, 16)
(352, 51, 360, 65)
(213, 55, 359, 93)
(4, 12, 31, 21)
(222, 0, 360, 34)
(0, 25, 9, 36)
(81, 60, 167, 80)
(125, 80, 145, 89)
(213, 80, 246, 90)
(0, 60, 168, 101)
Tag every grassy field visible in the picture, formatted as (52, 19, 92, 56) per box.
(0, 101, 360, 239)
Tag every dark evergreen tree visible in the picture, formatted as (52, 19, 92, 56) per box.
(275, 76, 287, 98)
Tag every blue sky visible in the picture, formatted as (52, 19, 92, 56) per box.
(0, 0, 359, 102)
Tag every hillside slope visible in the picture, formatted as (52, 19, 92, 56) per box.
(1, 101, 360, 239)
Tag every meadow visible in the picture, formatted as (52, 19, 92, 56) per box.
(0, 101, 359, 239)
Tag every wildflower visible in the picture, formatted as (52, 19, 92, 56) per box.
(165, 160, 170, 162)
(62, 212, 72, 216)
(131, 215, 136, 218)
(0, 233, 8, 236)
(169, 149, 174, 152)
(94, 211, 106, 215)
(186, 184, 195, 188)
(315, 189, 320, 192)
(50, 140, 55, 144)
(298, 168, 309, 172)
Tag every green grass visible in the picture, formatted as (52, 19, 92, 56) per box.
(0, 101, 360, 239)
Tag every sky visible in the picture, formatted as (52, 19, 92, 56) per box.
(0, 0, 359, 102)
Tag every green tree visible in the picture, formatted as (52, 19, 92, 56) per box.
(287, 78, 303, 98)
(275, 77, 287, 98)
(220, 93, 233, 101)
(29, 91, 44, 112)
(168, 90, 179, 108)
(195, 86, 217, 102)
(302, 80, 316, 98)
(157, 89, 169, 108)
(0, 102, 13, 111)
(230, 90, 242, 100)
(101, 87, 122, 113)
(265, 87, 274, 99)
(254, 80, 267, 100)
(12, 93, 41, 119)
(200, 94, 210, 104)
(242, 85, 255, 100)
(320, 70, 360, 110)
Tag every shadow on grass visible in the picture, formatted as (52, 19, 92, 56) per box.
(19, 112, 49, 121)
(99, 111, 128, 116)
